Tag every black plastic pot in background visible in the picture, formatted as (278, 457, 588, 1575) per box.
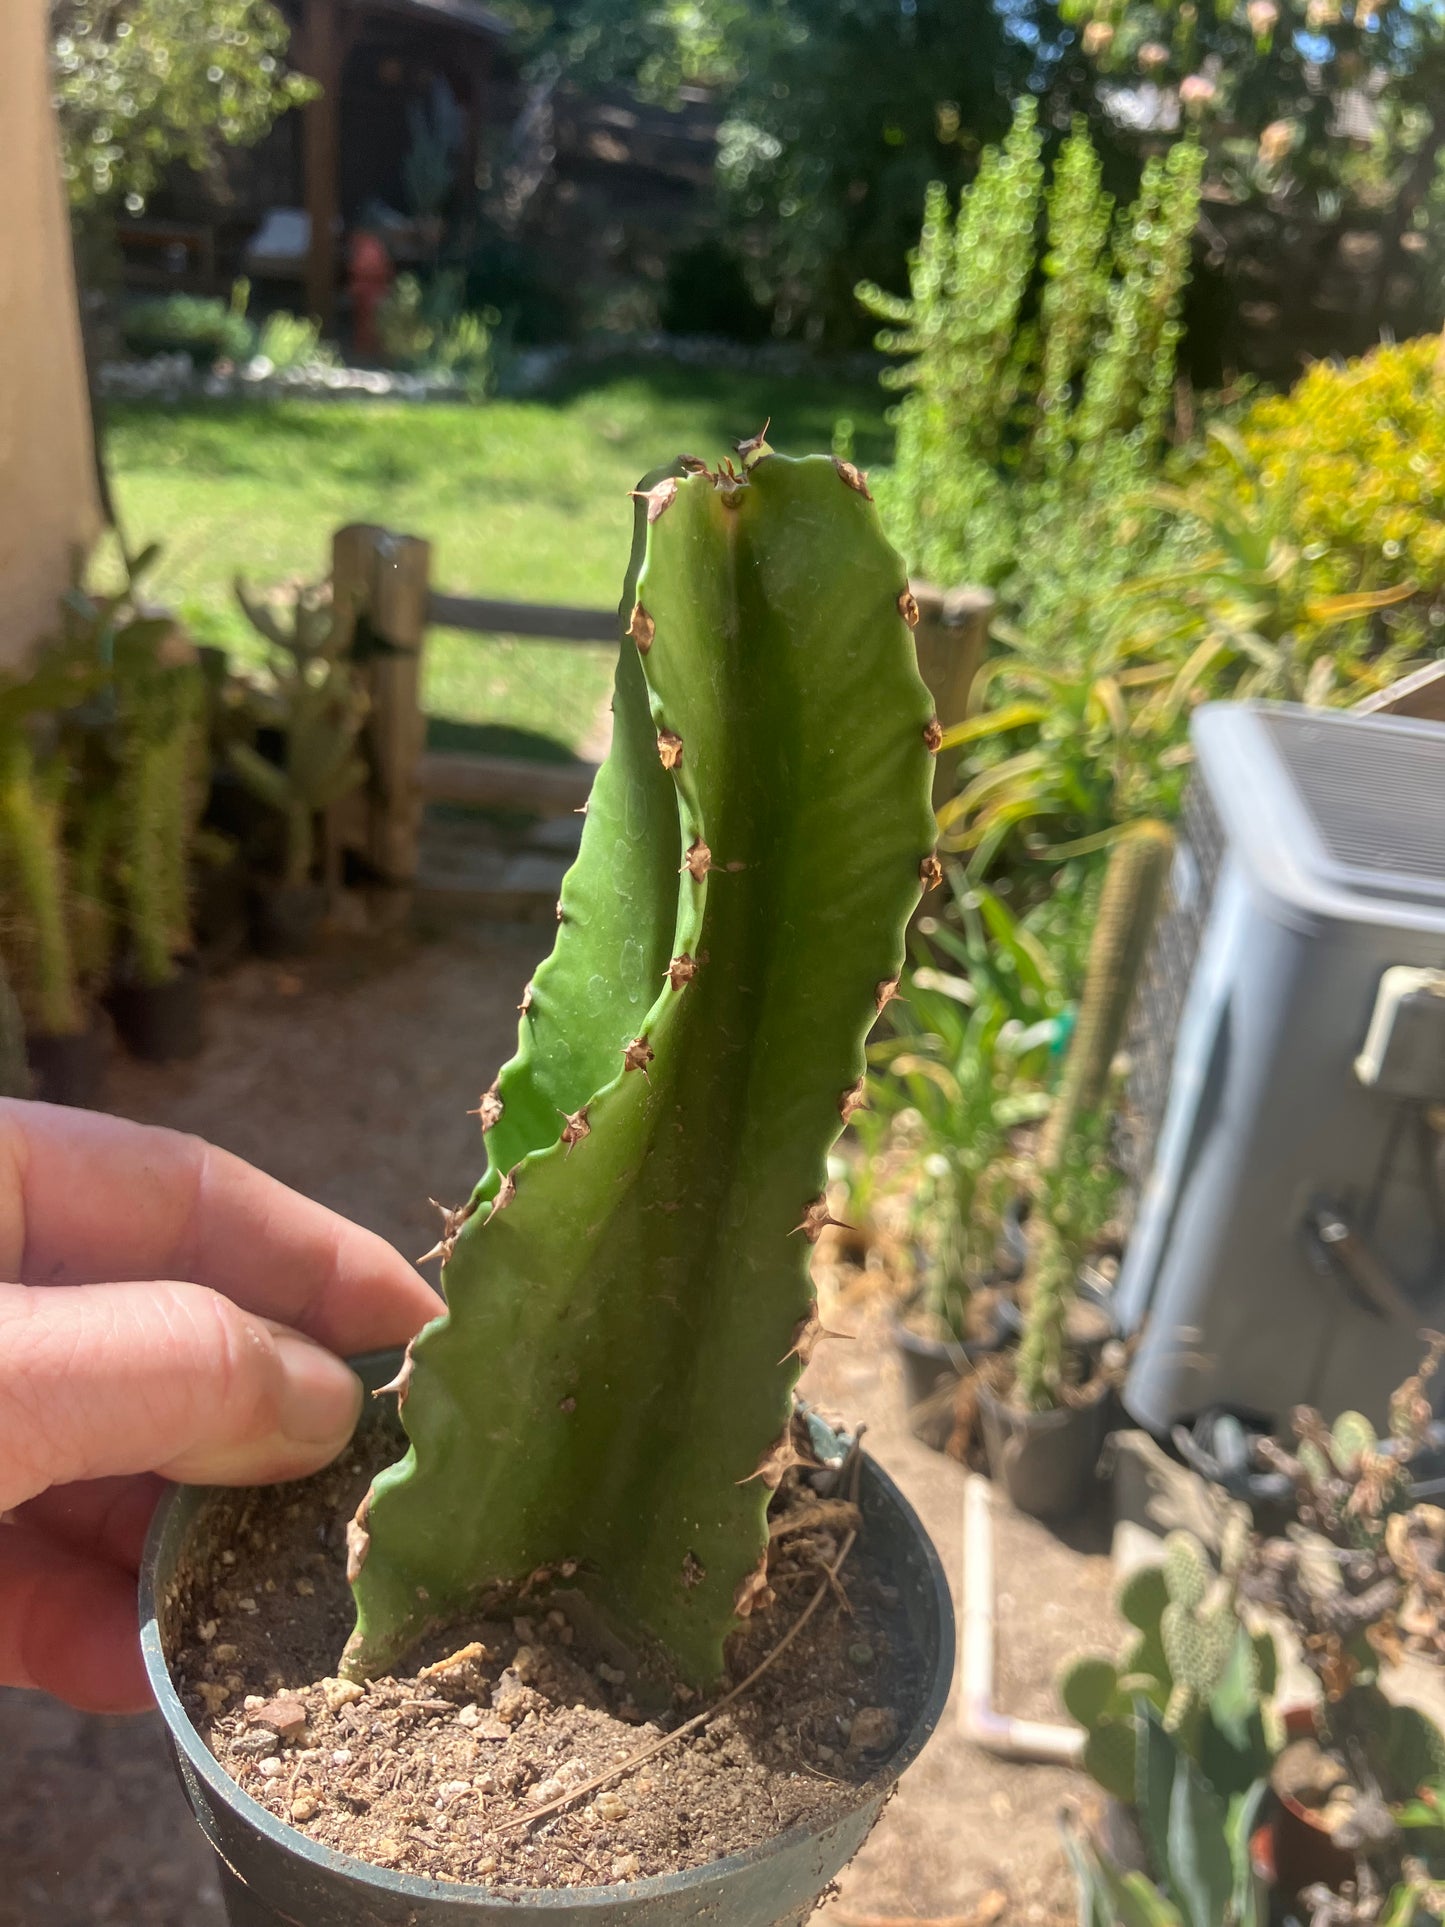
(109, 955, 205, 1064)
(890, 1300, 1013, 1415)
(25, 1012, 110, 1107)
(249, 880, 326, 959)
(140, 1351, 955, 1927)
(977, 1379, 1110, 1522)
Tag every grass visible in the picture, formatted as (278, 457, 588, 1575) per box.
(105, 359, 892, 756)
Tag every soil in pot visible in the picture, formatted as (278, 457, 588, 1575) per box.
(165, 1418, 931, 1892)
(109, 955, 205, 1063)
(24, 1011, 110, 1106)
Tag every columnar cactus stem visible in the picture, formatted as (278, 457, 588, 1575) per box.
(344, 448, 936, 1684)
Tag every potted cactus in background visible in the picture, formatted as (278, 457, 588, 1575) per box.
(106, 621, 208, 1061)
(228, 578, 370, 956)
(141, 442, 955, 1925)
(867, 887, 1061, 1434)
(0, 642, 114, 1105)
(978, 820, 1173, 1518)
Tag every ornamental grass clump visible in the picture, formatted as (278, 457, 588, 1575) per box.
(342, 441, 938, 1687)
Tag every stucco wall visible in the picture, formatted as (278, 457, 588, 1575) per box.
(0, 4, 103, 669)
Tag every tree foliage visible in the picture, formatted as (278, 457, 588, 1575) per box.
(51, 0, 314, 212)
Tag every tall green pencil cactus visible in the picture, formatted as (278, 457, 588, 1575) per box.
(344, 445, 937, 1685)
(0, 735, 83, 1038)
(115, 635, 204, 987)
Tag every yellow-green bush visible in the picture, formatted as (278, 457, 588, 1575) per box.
(1225, 335, 1445, 603)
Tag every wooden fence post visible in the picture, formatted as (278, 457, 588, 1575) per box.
(331, 523, 432, 888)
(909, 582, 995, 807)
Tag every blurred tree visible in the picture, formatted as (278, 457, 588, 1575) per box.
(488, 0, 1066, 341)
(51, 0, 314, 214)
(1064, 0, 1444, 328)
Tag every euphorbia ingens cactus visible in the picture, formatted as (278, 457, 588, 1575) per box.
(344, 441, 938, 1686)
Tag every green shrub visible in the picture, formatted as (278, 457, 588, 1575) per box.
(1212, 335, 1445, 624)
(255, 310, 336, 373)
(377, 272, 495, 390)
(121, 288, 256, 368)
(859, 104, 1203, 595)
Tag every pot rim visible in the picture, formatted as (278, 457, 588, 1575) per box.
(138, 1352, 956, 1912)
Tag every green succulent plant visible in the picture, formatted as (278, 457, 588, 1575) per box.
(113, 625, 205, 987)
(1060, 1524, 1279, 1806)
(228, 579, 369, 890)
(342, 441, 937, 1686)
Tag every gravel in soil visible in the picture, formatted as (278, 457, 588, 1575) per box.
(168, 1418, 925, 1891)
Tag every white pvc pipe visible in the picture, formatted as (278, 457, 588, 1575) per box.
(960, 1472, 1086, 1766)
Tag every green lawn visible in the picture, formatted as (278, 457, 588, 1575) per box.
(105, 360, 892, 757)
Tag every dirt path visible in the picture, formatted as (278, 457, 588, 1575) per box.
(0, 923, 1118, 1924)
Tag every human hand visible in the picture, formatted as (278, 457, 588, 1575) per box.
(0, 1101, 439, 1714)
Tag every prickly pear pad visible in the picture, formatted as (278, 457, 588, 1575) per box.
(344, 449, 937, 1685)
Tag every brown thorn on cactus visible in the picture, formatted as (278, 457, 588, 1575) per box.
(919, 853, 944, 892)
(490, 1169, 518, 1216)
(735, 419, 772, 470)
(681, 835, 712, 881)
(573, 800, 589, 816)
(898, 588, 921, 628)
(682, 1551, 706, 1591)
(518, 984, 534, 1017)
(733, 1554, 776, 1618)
(678, 453, 709, 477)
(666, 952, 699, 991)
(923, 716, 943, 754)
(739, 1424, 817, 1490)
(839, 1078, 868, 1122)
(715, 458, 747, 508)
(790, 1195, 853, 1244)
(345, 1486, 374, 1584)
(656, 729, 684, 770)
(559, 1106, 591, 1155)
(781, 1314, 858, 1367)
(832, 457, 873, 500)
(416, 1194, 474, 1265)
(555, 899, 565, 924)
(623, 1036, 654, 1079)
(468, 1081, 504, 1132)
(874, 976, 902, 1014)
(629, 478, 677, 523)
(373, 1337, 417, 1406)
(628, 603, 655, 653)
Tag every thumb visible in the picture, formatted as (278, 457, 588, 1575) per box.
(0, 1281, 364, 1511)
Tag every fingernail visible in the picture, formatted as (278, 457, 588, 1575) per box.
(270, 1328, 364, 1447)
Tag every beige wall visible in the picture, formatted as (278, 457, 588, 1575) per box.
(0, 3, 103, 669)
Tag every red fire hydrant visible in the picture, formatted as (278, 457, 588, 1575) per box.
(347, 230, 394, 360)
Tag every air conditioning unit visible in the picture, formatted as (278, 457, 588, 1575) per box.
(1117, 701, 1445, 1435)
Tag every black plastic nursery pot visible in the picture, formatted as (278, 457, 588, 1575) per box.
(24, 1010, 111, 1107)
(889, 1303, 1013, 1415)
(109, 955, 206, 1063)
(141, 1352, 956, 1927)
(249, 881, 327, 960)
(977, 1379, 1110, 1522)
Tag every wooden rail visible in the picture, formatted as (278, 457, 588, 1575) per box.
(426, 592, 617, 645)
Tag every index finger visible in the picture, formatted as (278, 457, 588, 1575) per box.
(0, 1101, 440, 1354)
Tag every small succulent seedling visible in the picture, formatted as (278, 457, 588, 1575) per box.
(343, 441, 937, 1686)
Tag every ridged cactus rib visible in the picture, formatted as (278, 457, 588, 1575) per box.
(345, 451, 936, 1684)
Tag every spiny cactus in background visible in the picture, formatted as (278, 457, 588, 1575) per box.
(344, 443, 937, 1685)
(114, 624, 205, 987)
(0, 735, 84, 1038)
(229, 580, 369, 888)
(1061, 1522, 1278, 1805)
(1066, 1706, 1269, 1927)
(1037, 819, 1174, 1176)
(1014, 819, 1173, 1411)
